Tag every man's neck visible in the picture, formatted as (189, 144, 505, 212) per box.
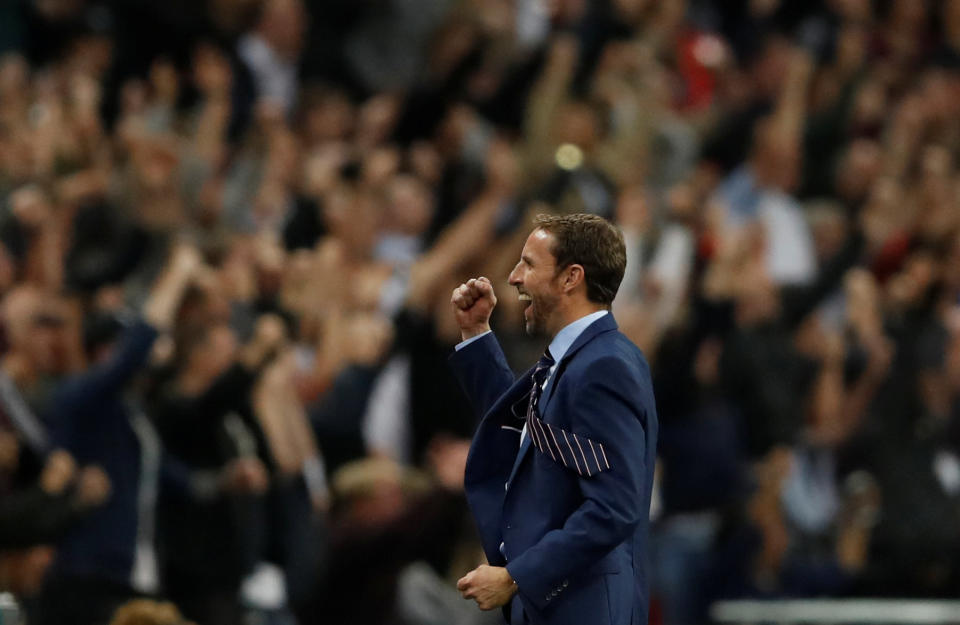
(544, 309, 608, 366)
(548, 304, 608, 341)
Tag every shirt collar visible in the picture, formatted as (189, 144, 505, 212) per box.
(547, 310, 608, 364)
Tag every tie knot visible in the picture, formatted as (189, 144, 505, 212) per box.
(532, 350, 555, 385)
(538, 349, 555, 368)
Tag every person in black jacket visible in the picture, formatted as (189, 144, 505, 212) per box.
(0, 432, 110, 601)
(150, 315, 282, 625)
(33, 245, 203, 625)
(0, 443, 110, 550)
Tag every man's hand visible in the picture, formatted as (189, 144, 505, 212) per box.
(144, 242, 205, 331)
(73, 465, 111, 508)
(457, 564, 517, 610)
(240, 314, 288, 369)
(10, 186, 53, 231)
(451, 277, 497, 341)
(219, 457, 269, 495)
(169, 243, 204, 278)
(40, 450, 76, 495)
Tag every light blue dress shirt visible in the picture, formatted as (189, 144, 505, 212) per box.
(455, 310, 610, 442)
(456, 311, 610, 562)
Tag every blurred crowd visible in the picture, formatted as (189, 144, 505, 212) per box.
(1, 0, 960, 624)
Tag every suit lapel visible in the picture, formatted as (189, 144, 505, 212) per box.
(464, 361, 535, 485)
(507, 432, 533, 487)
(504, 314, 619, 489)
(484, 365, 536, 426)
(538, 313, 618, 414)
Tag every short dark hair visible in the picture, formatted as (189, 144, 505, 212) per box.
(533, 213, 626, 306)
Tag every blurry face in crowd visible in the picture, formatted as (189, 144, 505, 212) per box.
(68, 34, 114, 79)
(34, 0, 84, 19)
(753, 38, 792, 98)
(735, 267, 780, 327)
(23, 319, 63, 374)
(187, 324, 238, 383)
(324, 187, 379, 259)
(547, 0, 588, 24)
(887, 252, 938, 308)
(386, 175, 434, 237)
(0, 54, 28, 101)
(259, 0, 307, 60)
(555, 102, 599, 152)
(830, 0, 873, 21)
(350, 480, 406, 527)
(509, 229, 564, 337)
(889, 0, 927, 29)
(808, 203, 848, 262)
(2, 287, 66, 375)
(484, 136, 519, 191)
(836, 139, 882, 202)
(752, 121, 800, 193)
(302, 92, 354, 144)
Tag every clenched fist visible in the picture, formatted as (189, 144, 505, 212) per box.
(451, 277, 497, 341)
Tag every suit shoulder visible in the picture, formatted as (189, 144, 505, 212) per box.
(574, 331, 649, 375)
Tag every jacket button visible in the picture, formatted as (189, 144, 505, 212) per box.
(562, 580, 568, 587)
(545, 595, 551, 602)
(551, 590, 558, 596)
(504, 482, 509, 491)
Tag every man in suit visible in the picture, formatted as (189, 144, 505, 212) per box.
(449, 213, 658, 625)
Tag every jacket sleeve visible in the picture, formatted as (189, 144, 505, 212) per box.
(448, 333, 516, 421)
(0, 486, 86, 548)
(54, 319, 159, 411)
(506, 355, 651, 612)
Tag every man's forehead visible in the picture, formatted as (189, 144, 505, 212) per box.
(524, 228, 555, 254)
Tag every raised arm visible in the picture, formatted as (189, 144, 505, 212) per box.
(449, 277, 516, 417)
(53, 244, 202, 412)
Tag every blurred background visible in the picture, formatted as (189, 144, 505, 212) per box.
(1, 0, 960, 624)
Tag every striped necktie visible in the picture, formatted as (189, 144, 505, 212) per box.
(527, 350, 554, 417)
(525, 351, 612, 477)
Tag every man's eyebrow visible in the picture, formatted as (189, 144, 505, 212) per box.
(521, 254, 533, 266)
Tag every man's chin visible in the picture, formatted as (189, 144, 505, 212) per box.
(523, 320, 544, 337)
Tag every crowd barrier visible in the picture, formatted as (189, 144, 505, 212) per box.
(711, 599, 960, 624)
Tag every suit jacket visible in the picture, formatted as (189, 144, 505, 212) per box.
(450, 314, 658, 625)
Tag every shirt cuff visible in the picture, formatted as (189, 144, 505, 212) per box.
(455, 330, 492, 351)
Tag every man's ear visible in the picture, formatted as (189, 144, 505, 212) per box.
(562, 264, 585, 294)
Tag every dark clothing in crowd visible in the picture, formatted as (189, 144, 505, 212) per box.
(0, 485, 87, 549)
(35, 319, 164, 624)
(44, 319, 160, 587)
(310, 365, 379, 474)
(312, 489, 471, 625)
(151, 363, 265, 624)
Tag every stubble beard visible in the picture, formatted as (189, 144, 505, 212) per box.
(523, 293, 558, 337)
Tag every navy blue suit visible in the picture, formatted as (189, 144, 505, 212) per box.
(450, 314, 658, 625)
